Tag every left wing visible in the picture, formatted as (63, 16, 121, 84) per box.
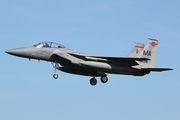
(69, 53, 149, 66)
(141, 68, 173, 72)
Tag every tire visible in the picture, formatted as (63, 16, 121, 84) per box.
(53, 74, 58, 79)
(90, 78, 97, 86)
(101, 76, 108, 83)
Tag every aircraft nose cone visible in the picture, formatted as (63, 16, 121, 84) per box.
(5, 48, 25, 57)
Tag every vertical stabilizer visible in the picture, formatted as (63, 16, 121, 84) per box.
(137, 38, 158, 68)
(128, 42, 144, 57)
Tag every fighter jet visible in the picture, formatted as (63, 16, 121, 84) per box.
(5, 38, 172, 86)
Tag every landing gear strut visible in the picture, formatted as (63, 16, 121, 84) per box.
(51, 62, 59, 79)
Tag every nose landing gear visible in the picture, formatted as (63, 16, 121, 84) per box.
(51, 62, 59, 79)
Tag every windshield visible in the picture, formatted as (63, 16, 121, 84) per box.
(34, 42, 65, 48)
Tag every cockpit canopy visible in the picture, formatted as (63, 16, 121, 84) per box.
(34, 42, 65, 48)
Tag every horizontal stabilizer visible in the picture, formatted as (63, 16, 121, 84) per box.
(141, 68, 173, 72)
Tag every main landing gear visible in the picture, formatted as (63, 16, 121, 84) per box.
(51, 62, 59, 79)
(90, 77, 97, 86)
(100, 76, 108, 83)
(89, 75, 108, 86)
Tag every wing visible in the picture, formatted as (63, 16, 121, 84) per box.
(141, 68, 173, 72)
(69, 53, 150, 66)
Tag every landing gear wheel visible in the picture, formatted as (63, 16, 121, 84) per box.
(90, 78, 97, 86)
(101, 76, 108, 83)
(53, 74, 58, 79)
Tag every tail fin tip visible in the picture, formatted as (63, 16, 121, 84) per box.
(148, 38, 158, 46)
